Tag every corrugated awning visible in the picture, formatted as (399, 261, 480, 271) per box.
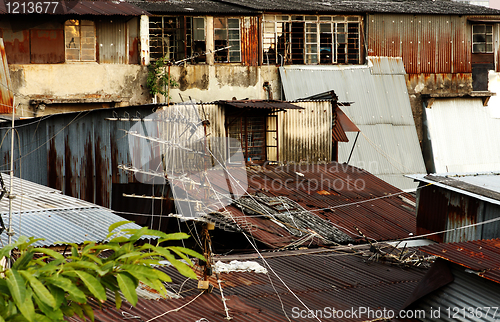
(221, 100, 304, 110)
(0, 0, 149, 15)
(337, 107, 360, 132)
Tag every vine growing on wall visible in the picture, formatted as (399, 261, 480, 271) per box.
(146, 58, 179, 99)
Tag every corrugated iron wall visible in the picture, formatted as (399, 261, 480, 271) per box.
(240, 16, 259, 66)
(98, 19, 127, 64)
(0, 106, 160, 208)
(417, 184, 500, 243)
(367, 14, 472, 74)
(0, 38, 14, 114)
(278, 101, 332, 163)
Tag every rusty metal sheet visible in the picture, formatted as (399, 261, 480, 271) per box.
(1, 29, 30, 64)
(82, 247, 427, 322)
(0, 1, 148, 15)
(30, 29, 64, 63)
(368, 14, 471, 74)
(0, 39, 13, 114)
(127, 17, 139, 64)
(207, 162, 418, 247)
(222, 100, 303, 110)
(241, 16, 259, 66)
(420, 239, 500, 284)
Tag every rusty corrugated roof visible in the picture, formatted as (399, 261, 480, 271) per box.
(0, 0, 149, 15)
(420, 239, 500, 284)
(202, 163, 417, 248)
(221, 100, 304, 110)
(80, 247, 427, 322)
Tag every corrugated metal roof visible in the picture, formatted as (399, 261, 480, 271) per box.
(410, 263, 500, 322)
(424, 98, 500, 173)
(81, 246, 428, 322)
(215, 0, 500, 14)
(279, 59, 426, 191)
(368, 56, 406, 75)
(408, 172, 500, 206)
(221, 100, 304, 110)
(0, 39, 14, 115)
(0, 173, 144, 247)
(130, 0, 257, 14)
(202, 162, 418, 247)
(0, 0, 149, 15)
(420, 239, 500, 284)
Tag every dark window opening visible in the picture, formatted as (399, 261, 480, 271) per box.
(263, 15, 360, 65)
(227, 114, 267, 162)
(149, 16, 206, 63)
(214, 17, 241, 63)
(472, 24, 493, 54)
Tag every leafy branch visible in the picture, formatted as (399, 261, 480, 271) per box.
(146, 58, 179, 98)
(0, 221, 204, 322)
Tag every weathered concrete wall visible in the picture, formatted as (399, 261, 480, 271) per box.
(405, 73, 472, 146)
(9, 63, 150, 116)
(164, 65, 281, 103)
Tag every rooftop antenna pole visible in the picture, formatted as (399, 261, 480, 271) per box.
(7, 103, 16, 267)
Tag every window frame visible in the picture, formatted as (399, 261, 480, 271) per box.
(213, 17, 241, 63)
(472, 23, 493, 54)
(262, 15, 361, 65)
(64, 19, 96, 62)
(149, 16, 206, 63)
(226, 113, 268, 162)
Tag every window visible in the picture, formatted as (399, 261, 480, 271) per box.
(227, 115, 266, 161)
(65, 20, 96, 61)
(149, 16, 206, 63)
(214, 17, 241, 63)
(472, 24, 493, 53)
(262, 15, 360, 65)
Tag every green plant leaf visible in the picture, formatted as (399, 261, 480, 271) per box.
(5, 269, 26, 311)
(155, 249, 197, 279)
(19, 284, 35, 322)
(116, 272, 138, 306)
(167, 246, 206, 262)
(12, 252, 34, 271)
(70, 302, 85, 320)
(32, 292, 63, 321)
(19, 271, 56, 307)
(114, 289, 122, 310)
(159, 232, 190, 242)
(32, 248, 64, 260)
(108, 220, 134, 234)
(45, 276, 87, 304)
(83, 253, 103, 266)
(74, 271, 107, 303)
(81, 303, 95, 322)
(34, 313, 53, 322)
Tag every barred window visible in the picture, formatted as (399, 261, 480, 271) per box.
(149, 16, 206, 63)
(262, 15, 361, 65)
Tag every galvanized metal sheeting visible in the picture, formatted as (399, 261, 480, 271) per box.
(279, 60, 426, 191)
(412, 263, 500, 322)
(424, 98, 500, 173)
(0, 173, 143, 247)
